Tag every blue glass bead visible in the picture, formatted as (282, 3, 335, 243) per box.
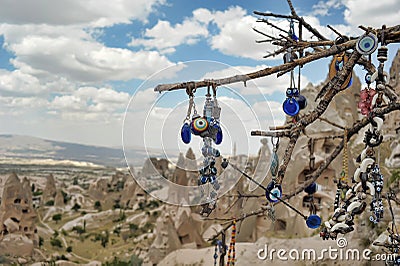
(286, 88, 293, 97)
(266, 181, 282, 203)
(304, 182, 317, 194)
(215, 124, 223, 145)
(292, 88, 299, 97)
(181, 123, 191, 144)
(200, 175, 208, 184)
(296, 95, 307, 110)
(210, 167, 217, 175)
(306, 214, 322, 229)
(283, 98, 300, 116)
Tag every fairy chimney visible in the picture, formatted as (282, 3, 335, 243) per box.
(169, 153, 189, 204)
(148, 208, 182, 264)
(185, 148, 198, 186)
(42, 174, 56, 203)
(175, 206, 206, 247)
(0, 173, 38, 256)
(384, 49, 400, 135)
(54, 189, 64, 207)
(120, 181, 137, 208)
(88, 177, 109, 201)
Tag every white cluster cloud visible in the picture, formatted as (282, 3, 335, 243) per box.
(50, 87, 130, 122)
(0, 0, 166, 26)
(209, 7, 271, 60)
(130, 6, 272, 60)
(129, 18, 209, 54)
(0, 0, 181, 146)
(312, 0, 344, 16)
(343, 0, 400, 29)
(0, 24, 179, 84)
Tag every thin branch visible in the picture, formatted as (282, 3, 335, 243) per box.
(327, 25, 345, 38)
(253, 11, 295, 20)
(286, 0, 297, 17)
(251, 130, 290, 138)
(154, 39, 357, 92)
(318, 117, 345, 130)
(257, 19, 289, 34)
(252, 27, 279, 41)
(207, 208, 268, 241)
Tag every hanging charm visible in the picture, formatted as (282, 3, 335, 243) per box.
(227, 220, 237, 266)
(265, 203, 276, 222)
(270, 137, 279, 177)
(282, 87, 300, 116)
(181, 93, 197, 144)
(304, 182, 321, 229)
(329, 52, 352, 89)
(288, 19, 299, 41)
(356, 33, 379, 55)
(213, 243, 219, 266)
(197, 84, 224, 216)
(358, 75, 376, 116)
(265, 180, 282, 203)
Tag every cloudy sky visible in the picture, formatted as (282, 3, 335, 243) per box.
(0, 0, 399, 156)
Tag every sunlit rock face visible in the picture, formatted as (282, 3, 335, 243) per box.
(386, 138, 400, 168)
(0, 174, 38, 257)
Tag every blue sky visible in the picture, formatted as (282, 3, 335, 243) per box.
(0, 0, 399, 156)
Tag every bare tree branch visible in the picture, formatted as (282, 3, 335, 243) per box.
(154, 39, 357, 92)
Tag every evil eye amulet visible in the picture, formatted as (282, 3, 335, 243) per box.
(191, 117, 209, 135)
(283, 98, 300, 116)
(286, 88, 293, 97)
(365, 73, 372, 84)
(292, 88, 299, 97)
(356, 33, 378, 55)
(306, 214, 322, 229)
(200, 175, 208, 184)
(181, 123, 191, 144)
(266, 181, 282, 203)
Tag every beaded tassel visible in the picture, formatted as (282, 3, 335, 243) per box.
(213, 243, 218, 266)
(340, 128, 348, 183)
(226, 220, 237, 266)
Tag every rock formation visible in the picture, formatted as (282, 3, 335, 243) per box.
(385, 48, 400, 135)
(185, 148, 198, 186)
(386, 131, 400, 168)
(120, 181, 137, 208)
(42, 174, 56, 203)
(174, 205, 206, 248)
(54, 189, 65, 207)
(148, 207, 182, 264)
(141, 158, 169, 178)
(169, 153, 189, 204)
(88, 178, 109, 201)
(0, 173, 38, 257)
